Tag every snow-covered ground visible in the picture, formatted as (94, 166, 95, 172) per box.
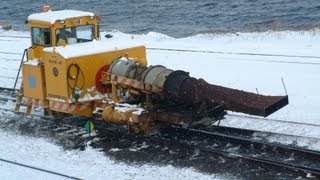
(1, 27, 320, 179)
(0, 128, 221, 180)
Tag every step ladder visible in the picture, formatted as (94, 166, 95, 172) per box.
(14, 84, 32, 115)
(13, 49, 35, 115)
(12, 49, 50, 116)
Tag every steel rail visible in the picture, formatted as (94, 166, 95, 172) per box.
(0, 35, 29, 38)
(147, 47, 320, 60)
(0, 102, 319, 178)
(0, 87, 319, 141)
(1, 97, 317, 146)
(157, 126, 320, 175)
(188, 127, 320, 155)
(0, 76, 16, 79)
(94, 123, 320, 178)
(0, 111, 84, 179)
(0, 94, 319, 152)
(0, 57, 21, 61)
(0, 51, 22, 55)
(226, 114, 320, 128)
(157, 135, 320, 177)
(0, 39, 23, 42)
(2, 98, 317, 163)
(204, 125, 320, 142)
(0, 34, 320, 61)
(0, 67, 19, 71)
(147, 48, 320, 65)
(0, 87, 17, 91)
(0, 158, 81, 180)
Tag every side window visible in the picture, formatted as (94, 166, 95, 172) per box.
(76, 25, 94, 42)
(56, 25, 94, 46)
(31, 28, 51, 46)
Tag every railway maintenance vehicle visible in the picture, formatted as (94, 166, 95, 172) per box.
(14, 7, 289, 134)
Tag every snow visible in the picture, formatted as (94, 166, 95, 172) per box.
(1, 26, 320, 178)
(0, 129, 220, 180)
(27, 10, 94, 24)
(76, 86, 106, 102)
(44, 40, 144, 59)
(24, 59, 39, 66)
(114, 103, 144, 114)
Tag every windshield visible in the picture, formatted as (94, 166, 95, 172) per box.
(31, 27, 51, 46)
(56, 25, 94, 46)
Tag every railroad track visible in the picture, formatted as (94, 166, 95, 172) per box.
(0, 88, 320, 178)
(93, 123, 320, 179)
(199, 125, 320, 151)
(99, 122, 320, 177)
(1, 86, 319, 139)
(0, 107, 90, 150)
(154, 126, 320, 175)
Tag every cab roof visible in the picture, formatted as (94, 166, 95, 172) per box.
(27, 10, 95, 24)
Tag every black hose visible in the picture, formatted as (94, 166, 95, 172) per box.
(67, 63, 85, 101)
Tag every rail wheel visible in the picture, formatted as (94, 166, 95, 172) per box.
(51, 111, 67, 121)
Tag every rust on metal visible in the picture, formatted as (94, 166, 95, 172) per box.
(162, 70, 288, 117)
(196, 79, 289, 117)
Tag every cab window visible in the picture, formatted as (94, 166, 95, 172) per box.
(31, 28, 51, 46)
(56, 25, 94, 46)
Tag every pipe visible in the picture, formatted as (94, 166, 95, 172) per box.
(108, 58, 288, 117)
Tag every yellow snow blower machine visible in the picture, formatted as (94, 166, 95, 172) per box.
(15, 7, 288, 134)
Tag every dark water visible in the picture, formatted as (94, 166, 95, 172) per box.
(1, 0, 320, 37)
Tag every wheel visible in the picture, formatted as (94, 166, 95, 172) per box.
(51, 111, 66, 121)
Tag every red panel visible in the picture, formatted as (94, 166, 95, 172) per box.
(95, 65, 111, 93)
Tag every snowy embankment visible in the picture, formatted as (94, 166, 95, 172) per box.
(0, 27, 320, 178)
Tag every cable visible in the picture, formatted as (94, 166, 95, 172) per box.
(0, 158, 81, 180)
(67, 63, 85, 102)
